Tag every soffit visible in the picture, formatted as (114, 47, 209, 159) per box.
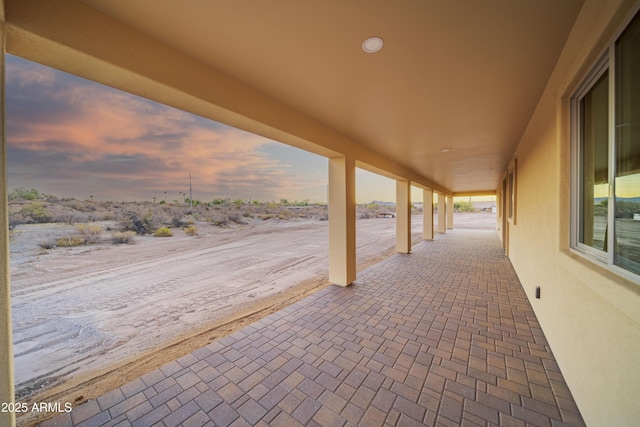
(81, 0, 583, 193)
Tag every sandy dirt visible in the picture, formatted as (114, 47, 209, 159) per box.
(9, 211, 495, 425)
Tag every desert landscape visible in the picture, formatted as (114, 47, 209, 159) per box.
(7, 190, 495, 421)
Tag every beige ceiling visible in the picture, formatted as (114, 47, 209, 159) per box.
(73, 0, 584, 194)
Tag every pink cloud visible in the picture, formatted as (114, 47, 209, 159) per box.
(6, 55, 328, 202)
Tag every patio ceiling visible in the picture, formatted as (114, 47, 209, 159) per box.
(16, 0, 585, 194)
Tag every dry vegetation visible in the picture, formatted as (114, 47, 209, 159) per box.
(9, 188, 425, 248)
(9, 188, 330, 243)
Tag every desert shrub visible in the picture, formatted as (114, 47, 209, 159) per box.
(51, 212, 81, 225)
(8, 218, 20, 230)
(76, 224, 103, 244)
(242, 210, 254, 218)
(210, 212, 230, 227)
(9, 188, 40, 201)
(172, 217, 188, 228)
(38, 240, 56, 250)
(20, 202, 52, 223)
(62, 200, 96, 212)
(111, 231, 136, 244)
(152, 209, 173, 227)
(615, 201, 640, 219)
(184, 226, 198, 236)
(357, 203, 387, 219)
(55, 236, 86, 247)
(454, 201, 475, 212)
(76, 224, 102, 233)
(227, 211, 246, 224)
(153, 227, 173, 237)
(120, 210, 157, 235)
(278, 210, 292, 220)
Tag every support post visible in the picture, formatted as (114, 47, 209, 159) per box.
(396, 179, 411, 253)
(438, 193, 446, 233)
(447, 196, 454, 229)
(0, 20, 17, 427)
(423, 188, 433, 241)
(328, 156, 356, 286)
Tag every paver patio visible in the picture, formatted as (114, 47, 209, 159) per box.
(39, 229, 584, 426)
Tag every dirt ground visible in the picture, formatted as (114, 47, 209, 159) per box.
(10, 211, 496, 424)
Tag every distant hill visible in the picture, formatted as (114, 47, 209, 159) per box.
(594, 197, 640, 205)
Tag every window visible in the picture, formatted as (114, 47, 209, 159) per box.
(572, 9, 640, 280)
(507, 159, 517, 224)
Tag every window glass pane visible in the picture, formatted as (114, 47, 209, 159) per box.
(615, 11, 640, 274)
(508, 170, 514, 219)
(579, 71, 609, 251)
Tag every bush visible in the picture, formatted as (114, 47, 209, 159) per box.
(153, 227, 173, 237)
(63, 200, 96, 212)
(227, 211, 246, 224)
(184, 226, 198, 236)
(111, 231, 136, 244)
(120, 210, 157, 235)
(21, 202, 52, 223)
(615, 201, 640, 219)
(172, 217, 188, 228)
(210, 212, 230, 227)
(278, 210, 292, 220)
(56, 236, 86, 247)
(9, 188, 40, 200)
(38, 240, 56, 250)
(76, 224, 103, 244)
(454, 201, 475, 212)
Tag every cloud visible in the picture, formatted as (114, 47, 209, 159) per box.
(6, 55, 327, 202)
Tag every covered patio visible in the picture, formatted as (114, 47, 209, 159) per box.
(40, 229, 584, 426)
(3, 1, 639, 425)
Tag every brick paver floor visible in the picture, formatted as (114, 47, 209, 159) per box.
(39, 229, 584, 426)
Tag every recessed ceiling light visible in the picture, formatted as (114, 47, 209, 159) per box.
(362, 37, 384, 53)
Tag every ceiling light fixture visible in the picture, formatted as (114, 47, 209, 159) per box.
(362, 36, 384, 53)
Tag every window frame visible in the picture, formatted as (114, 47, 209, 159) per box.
(570, 54, 611, 264)
(570, 6, 640, 284)
(507, 159, 517, 225)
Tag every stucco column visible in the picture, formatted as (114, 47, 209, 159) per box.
(447, 196, 454, 229)
(423, 188, 433, 240)
(328, 156, 356, 286)
(438, 193, 446, 233)
(396, 179, 411, 253)
(0, 21, 17, 427)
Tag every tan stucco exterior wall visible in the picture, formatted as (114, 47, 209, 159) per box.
(506, 1, 640, 425)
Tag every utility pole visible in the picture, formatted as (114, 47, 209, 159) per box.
(189, 172, 193, 209)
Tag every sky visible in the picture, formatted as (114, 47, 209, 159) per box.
(5, 54, 486, 205)
(5, 54, 419, 204)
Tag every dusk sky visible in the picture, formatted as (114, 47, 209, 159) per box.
(6, 54, 413, 204)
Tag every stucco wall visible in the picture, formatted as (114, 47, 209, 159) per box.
(507, 1, 640, 426)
